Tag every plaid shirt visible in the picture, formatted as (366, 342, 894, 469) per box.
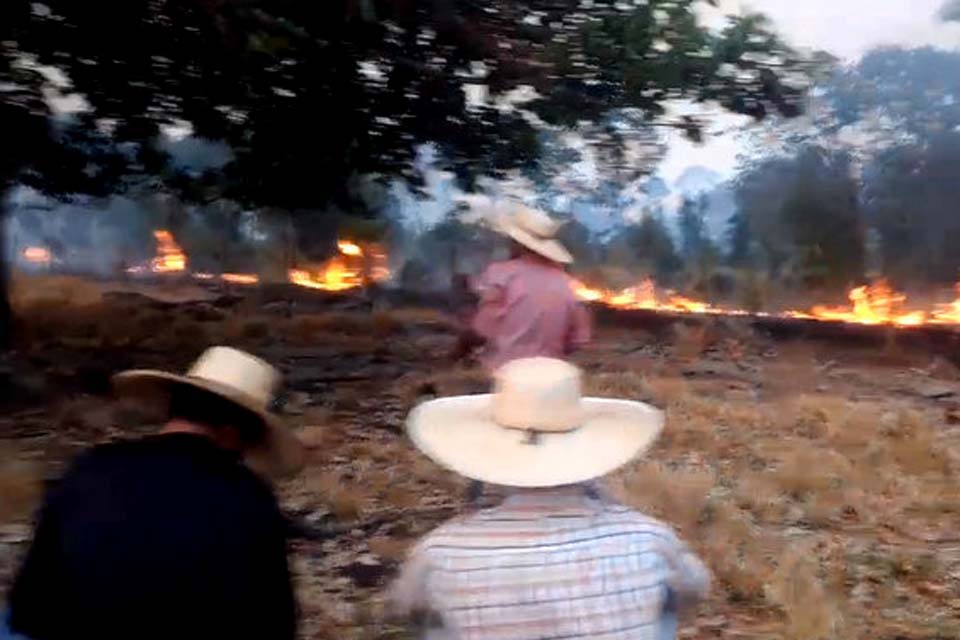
(389, 488, 709, 640)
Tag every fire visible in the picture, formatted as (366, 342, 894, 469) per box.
(573, 277, 960, 327)
(786, 280, 927, 327)
(932, 284, 960, 325)
(571, 278, 728, 315)
(150, 230, 187, 273)
(23, 247, 52, 265)
(337, 240, 363, 257)
(220, 273, 260, 285)
(192, 272, 259, 285)
(287, 239, 390, 292)
(124, 229, 387, 290)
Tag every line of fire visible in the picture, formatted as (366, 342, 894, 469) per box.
(19, 229, 960, 329)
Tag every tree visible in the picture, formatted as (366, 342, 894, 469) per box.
(862, 132, 960, 284)
(678, 196, 709, 260)
(827, 48, 960, 144)
(1, 0, 819, 342)
(608, 213, 682, 282)
(940, 0, 960, 22)
(9, 0, 817, 200)
(733, 146, 864, 289)
(726, 210, 753, 267)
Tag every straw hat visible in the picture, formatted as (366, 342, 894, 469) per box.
(498, 205, 573, 264)
(407, 358, 663, 487)
(113, 347, 305, 478)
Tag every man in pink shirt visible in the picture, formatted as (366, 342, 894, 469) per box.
(466, 205, 591, 373)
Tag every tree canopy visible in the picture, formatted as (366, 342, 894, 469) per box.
(940, 0, 960, 22)
(732, 146, 864, 290)
(2, 0, 817, 213)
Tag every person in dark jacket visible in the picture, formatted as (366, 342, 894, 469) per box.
(5, 347, 305, 640)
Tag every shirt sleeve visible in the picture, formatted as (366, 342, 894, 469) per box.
(387, 540, 433, 618)
(565, 302, 592, 353)
(658, 533, 711, 610)
(471, 265, 507, 340)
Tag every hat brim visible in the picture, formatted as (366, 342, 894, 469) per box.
(112, 370, 305, 479)
(503, 225, 574, 264)
(407, 395, 663, 487)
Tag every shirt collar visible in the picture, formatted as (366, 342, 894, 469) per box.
(497, 485, 604, 515)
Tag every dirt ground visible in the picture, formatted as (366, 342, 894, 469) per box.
(1, 276, 959, 639)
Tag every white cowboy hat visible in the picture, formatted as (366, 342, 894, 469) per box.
(497, 205, 574, 264)
(112, 346, 305, 478)
(407, 358, 663, 487)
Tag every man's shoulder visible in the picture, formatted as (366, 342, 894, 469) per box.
(415, 501, 679, 553)
(480, 259, 521, 279)
(64, 437, 275, 499)
(596, 503, 680, 538)
(64, 439, 149, 474)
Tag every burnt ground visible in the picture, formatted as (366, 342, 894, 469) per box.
(2, 275, 960, 639)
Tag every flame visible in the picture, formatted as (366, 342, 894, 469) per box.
(287, 238, 390, 291)
(571, 278, 727, 315)
(23, 247, 52, 265)
(221, 273, 260, 285)
(128, 230, 187, 275)
(573, 277, 960, 327)
(193, 272, 259, 285)
(785, 280, 927, 327)
(931, 284, 960, 325)
(337, 240, 363, 257)
(150, 230, 187, 272)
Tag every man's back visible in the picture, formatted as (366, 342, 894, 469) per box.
(8, 433, 296, 640)
(472, 256, 590, 372)
(391, 489, 709, 640)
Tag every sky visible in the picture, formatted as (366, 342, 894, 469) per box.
(659, 0, 960, 183)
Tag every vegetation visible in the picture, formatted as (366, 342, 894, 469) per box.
(2, 288, 958, 638)
(0, 0, 821, 342)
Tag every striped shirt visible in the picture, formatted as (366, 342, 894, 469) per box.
(389, 488, 709, 640)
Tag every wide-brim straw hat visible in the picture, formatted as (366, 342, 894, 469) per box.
(497, 204, 574, 264)
(113, 346, 305, 478)
(407, 358, 663, 487)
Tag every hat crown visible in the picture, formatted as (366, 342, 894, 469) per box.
(186, 347, 278, 409)
(492, 357, 583, 433)
(513, 206, 561, 239)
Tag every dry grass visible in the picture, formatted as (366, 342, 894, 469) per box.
(287, 312, 377, 338)
(0, 456, 42, 523)
(368, 536, 413, 563)
(302, 471, 371, 522)
(10, 274, 105, 310)
(766, 546, 842, 640)
(771, 447, 849, 500)
(612, 462, 717, 534)
(582, 370, 649, 400)
(882, 409, 952, 476)
(393, 367, 489, 414)
(671, 322, 710, 361)
(4, 294, 959, 640)
(376, 307, 455, 329)
(595, 348, 959, 636)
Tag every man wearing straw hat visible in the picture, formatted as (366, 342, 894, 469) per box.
(4, 347, 304, 640)
(389, 357, 709, 640)
(455, 204, 591, 373)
